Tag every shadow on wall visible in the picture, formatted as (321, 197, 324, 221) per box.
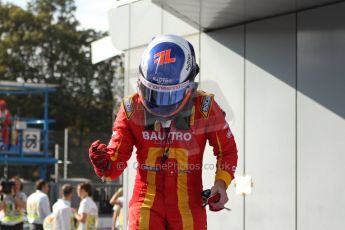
(206, 3, 345, 119)
(199, 80, 236, 124)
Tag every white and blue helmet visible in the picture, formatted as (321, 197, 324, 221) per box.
(138, 34, 199, 118)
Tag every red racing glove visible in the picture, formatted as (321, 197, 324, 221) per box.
(89, 140, 111, 178)
(208, 193, 223, 212)
(201, 189, 231, 212)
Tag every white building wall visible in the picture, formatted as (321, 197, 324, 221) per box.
(162, 5, 199, 36)
(297, 3, 345, 230)
(245, 14, 296, 230)
(129, 0, 162, 48)
(108, 5, 130, 50)
(108, 0, 345, 229)
(200, 26, 245, 230)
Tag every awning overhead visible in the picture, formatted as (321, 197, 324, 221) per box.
(152, 0, 342, 30)
(0, 81, 58, 94)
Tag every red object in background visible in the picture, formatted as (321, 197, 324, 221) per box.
(0, 99, 11, 145)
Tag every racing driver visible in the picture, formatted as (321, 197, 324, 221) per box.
(89, 34, 238, 230)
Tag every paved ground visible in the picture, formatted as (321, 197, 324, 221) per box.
(23, 216, 113, 229)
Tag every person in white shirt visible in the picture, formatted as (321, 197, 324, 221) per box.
(75, 183, 98, 230)
(109, 188, 124, 230)
(26, 180, 51, 230)
(10, 176, 27, 223)
(43, 184, 75, 230)
(0, 180, 26, 230)
(112, 197, 124, 230)
(10, 176, 27, 203)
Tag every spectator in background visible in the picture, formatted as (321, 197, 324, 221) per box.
(0, 180, 26, 230)
(75, 183, 98, 230)
(10, 176, 27, 228)
(26, 180, 51, 230)
(0, 99, 11, 150)
(10, 176, 27, 203)
(109, 188, 124, 230)
(43, 184, 75, 230)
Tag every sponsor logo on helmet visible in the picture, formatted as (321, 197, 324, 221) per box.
(140, 75, 190, 91)
(152, 76, 174, 85)
(186, 54, 191, 71)
(154, 49, 176, 65)
(200, 95, 213, 118)
(142, 131, 192, 142)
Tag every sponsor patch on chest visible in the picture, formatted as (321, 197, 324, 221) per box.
(142, 131, 192, 142)
(123, 97, 134, 119)
(200, 95, 213, 118)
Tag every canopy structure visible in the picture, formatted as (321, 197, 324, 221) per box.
(0, 81, 59, 178)
(152, 0, 340, 31)
(0, 81, 58, 94)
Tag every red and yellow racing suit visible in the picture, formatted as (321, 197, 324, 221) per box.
(101, 91, 238, 230)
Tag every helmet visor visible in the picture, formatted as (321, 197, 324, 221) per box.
(138, 75, 192, 106)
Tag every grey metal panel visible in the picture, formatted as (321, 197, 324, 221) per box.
(200, 26, 245, 230)
(130, 0, 162, 48)
(296, 0, 340, 8)
(153, 0, 338, 30)
(297, 3, 345, 230)
(245, 14, 296, 230)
